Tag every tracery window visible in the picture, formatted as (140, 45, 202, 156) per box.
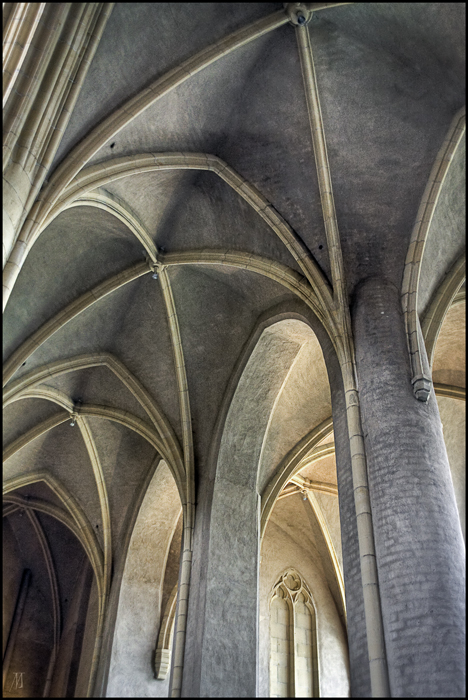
(270, 569, 319, 697)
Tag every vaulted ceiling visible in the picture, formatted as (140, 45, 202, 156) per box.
(3, 2, 465, 622)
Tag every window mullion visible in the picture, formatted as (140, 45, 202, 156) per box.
(290, 597, 296, 697)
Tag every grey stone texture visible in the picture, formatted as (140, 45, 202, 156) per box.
(3, 3, 465, 698)
(353, 277, 465, 698)
(328, 344, 372, 697)
(107, 461, 182, 697)
(418, 134, 466, 316)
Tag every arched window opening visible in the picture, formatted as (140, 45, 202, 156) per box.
(270, 569, 319, 698)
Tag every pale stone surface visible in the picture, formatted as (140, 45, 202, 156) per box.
(269, 595, 289, 697)
(192, 320, 310, 697)
(312, 490, 343, 573)
(258, 328, 332, 495)
(259, 499, 350, 698)
(432, 302, 466, 388)
(2, 4, 465, 698)
(418, 134, 465, 316)
(107, 461, 181, 698)
(300, 453, 338, 487)
(294, 596, 314, 697)
(3, 425, 105, 549)
(437, 395, 466, 540)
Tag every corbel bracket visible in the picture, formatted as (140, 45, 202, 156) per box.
(408, 316, 433, 402)
(411, 374, 432, 403)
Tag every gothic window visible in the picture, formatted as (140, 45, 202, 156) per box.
(270, 569, 319, 697)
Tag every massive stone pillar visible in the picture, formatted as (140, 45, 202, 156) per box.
(180, 395, 261, 698)
(352, 277, 465, 698)
(181, 319, 307, 698)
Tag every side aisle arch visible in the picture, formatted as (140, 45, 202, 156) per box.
(106, 460, 182, 697)
(401, 107, 465, 401)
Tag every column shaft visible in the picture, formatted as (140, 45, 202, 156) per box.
(353, 277, 465, 697)
(328, 353, 372, 697)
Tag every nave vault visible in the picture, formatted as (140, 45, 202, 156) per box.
(3, 3, 465, 697)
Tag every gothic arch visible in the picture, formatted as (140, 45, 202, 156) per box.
(270, 568, 319, 698)
(3, 478, 100, 696)
(183, 309, 337, 697)
(401, 107, 465, 400)
(3, 4, 464, 698)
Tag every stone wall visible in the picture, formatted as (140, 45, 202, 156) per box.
(107, 461, 182, 697)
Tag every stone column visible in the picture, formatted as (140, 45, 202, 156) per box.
(3, 3, 113, 310)
(326, 349, 372, 697)
(180, 439, 260, 698)
(181, 321, 305, 697)
(180, 403, 262, 698)
(352, 276, 465, 697)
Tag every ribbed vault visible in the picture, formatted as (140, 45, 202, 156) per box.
(3, 3, 465, 698)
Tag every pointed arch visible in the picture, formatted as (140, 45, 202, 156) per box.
(2, 262, 149, 386)
(106, 459, 182, 697)
(3, 412, 70, 462)
(401, 107, 465, 400)
(3, 249, 323, 388)
(47, 152, 332, 312)
(421, 252, 465, 366)
(5, 386, 169, 462)
(3, 471, 105, 604)
(69, 189, 158, 263)
(3, 353, 185, 497)
(261, 428, 346, 623)
(3, 408, 112, 602)
(270, 568, 319, 698)
(261, 418, 333, 539)
(12, 10, 290, 250)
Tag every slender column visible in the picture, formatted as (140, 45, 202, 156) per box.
(3, 3, 114, 310)
(289, 601, 296, 697)
(353, 277, 465, 697)
(296, 16, 389, 696)
(48, 557, 91, 697)
(170, 518, 194, 697)
(328, 352, 372, 696)
(2, 568, 32, 691)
